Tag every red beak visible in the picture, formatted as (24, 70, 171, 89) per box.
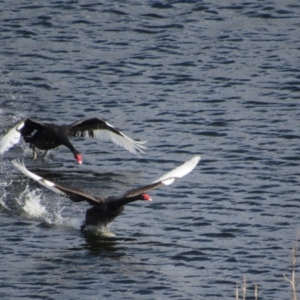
(76, 154, 83, 164)
(144, 193, 152, 201)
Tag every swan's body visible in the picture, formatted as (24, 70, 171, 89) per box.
(0, 117, 146, 164)
(12, 155, 201, 231)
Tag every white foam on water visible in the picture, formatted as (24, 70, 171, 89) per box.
(16, 186, 60, 223)
(65, 217, 84, 230)
(83, 223, 116, 237)
(15, 185, 83, 230)
(0, 180, 14, 210)
(17, 186, 48, 218)
(0, 188, 9, 210)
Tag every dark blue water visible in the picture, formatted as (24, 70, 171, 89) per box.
(1, 1, 300, 299)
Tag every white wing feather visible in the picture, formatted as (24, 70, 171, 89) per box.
(153, 155, 201, 185)
(0, 121, 24, 154)
(93, 129, 147, 156)
(11, 159, 65, 195)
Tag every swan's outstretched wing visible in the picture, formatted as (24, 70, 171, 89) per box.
(0, 121, 24, 154)
(69, 118, 147, 156)
(153, 155, 201, 185)
(123, 155, 201, 198)
(12, 155, 200, 206)
(0, 118, 46, 154)
(12, 160, 102, 205)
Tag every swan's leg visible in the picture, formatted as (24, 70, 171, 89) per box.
(31, 145, 37, 160)
(42, 150, 48, 158)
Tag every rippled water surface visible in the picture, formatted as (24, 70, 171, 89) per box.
(1, 1, 300, 299)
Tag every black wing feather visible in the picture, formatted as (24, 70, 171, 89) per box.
(123, 181, 165, 198)
(69, 118, 121, 138)
(20, 118, 47, 136)
(50, 183, 104, 205)
(11, 159, 103, 206)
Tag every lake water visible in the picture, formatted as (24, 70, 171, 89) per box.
(0, 1, 300, 299)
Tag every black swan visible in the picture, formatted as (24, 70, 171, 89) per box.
(12, 155, 200, 231)
(0, 117, 146, 164)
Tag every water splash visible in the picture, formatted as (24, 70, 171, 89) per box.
(83, 224, 116, 237)
(17, 186, 48, 218)
(0, 180, 12, 210)
(15, 185, 83, 230)
(8, 186, 112, 233)
(66, 217, 84, 230)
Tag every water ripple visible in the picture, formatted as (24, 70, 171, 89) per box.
(0, 0, 300, 299)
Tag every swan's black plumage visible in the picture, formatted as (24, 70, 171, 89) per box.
(12, 156, 201, 231)
(0, 117, 146, 164)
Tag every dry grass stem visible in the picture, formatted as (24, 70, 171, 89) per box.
(242, 275, 247, 300)
(236, 276, 258, 300)
(254, 283, 258, 300)
(283, 234, 299, 300)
